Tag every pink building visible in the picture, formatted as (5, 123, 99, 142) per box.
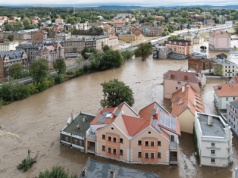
(209, 30, 231, 51)
(163, 70, 201, 99)
(86, 102, 180, 165)
(55, 18, 64, 25)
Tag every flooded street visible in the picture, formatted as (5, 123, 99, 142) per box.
(0, 56, 238, 178)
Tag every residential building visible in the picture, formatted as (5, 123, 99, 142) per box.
(142, 26, 164, 37)
(85, 102, 180, 165)
(227, 100, 238, 137)
(32, 30, 47, 44)
(209, 30, 231, 51)
(55, 18, 64, 25)
(193, 35, 204, 44)
(107, 35, 119, 47)
(166, 40, 192, 60)
(75, 22, 91, 30)
(0, 41, 19, 52)
(188, 54, 213, 74)
(35, 43, 64, 66)
(0, 50, 28, 77)
(60, 112, 96, 150)
(183, 32, 194, 43)
(95, 36, 109, 50)
(64, 38, 85, 53)
(171, 84, 204, 134)
(118, 33, 136, 42)
(153, 46, 172, 59)
(213, 83, 238, 110)
(16, 44, 43, 63)
(194, 112, 233, 167)
(163, 70, 202, 99)
(212, 58, 237, 77)
(55, 32, 71, 41)
(80, 158, 159, 178)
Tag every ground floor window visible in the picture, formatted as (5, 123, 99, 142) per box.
(211, 158, 215, 163)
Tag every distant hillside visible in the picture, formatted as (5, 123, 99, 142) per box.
(96, 5, 143, 9)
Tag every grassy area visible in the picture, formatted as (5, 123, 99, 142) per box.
(227, 28, 236, 34)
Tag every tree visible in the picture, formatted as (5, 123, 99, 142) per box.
(30, 59, 49, 83)
(100, 79, 134, 108)
(9, 63, 23, 79)
(7, 35, 14, 41)
(53, 59, 66, 75)
(38, 166, 76, 178)
(121, 50, 134, 60)
(134, 42, 152, 61)
(98, 50, 124, 70)
(102, 45, 110, 52)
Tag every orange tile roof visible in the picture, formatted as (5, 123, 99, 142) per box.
(213, 83, 238, 97)
(171, 84, 204, 117)
(163, 70, 200, 84)
(122, 115, 150, 136)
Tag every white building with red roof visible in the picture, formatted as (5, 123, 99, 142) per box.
(85, 102, 180, 165)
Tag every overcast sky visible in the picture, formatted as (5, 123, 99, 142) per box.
(0, 0, 238, 6)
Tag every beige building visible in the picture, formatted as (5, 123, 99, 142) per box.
(171, 84, 204, 134)
(85, 102, 180, 165)
(163, 70, 202, 99)
(166, 40, 192, 56)
(0, 41, 18, 52)
(107, 35, 119, 47)
(209, 30, 231, 51)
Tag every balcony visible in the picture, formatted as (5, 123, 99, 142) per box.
(170, 151, 178, 164)
(87, 141, 95, 154)
(86, 131, 96, 141)
(170, 142, 178, 150)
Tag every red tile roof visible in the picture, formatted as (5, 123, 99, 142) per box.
(213, 83, 238, 97)
(90, 107, 117, 125)
(163, 70, 200, 84)
(171, 84, 204, 117)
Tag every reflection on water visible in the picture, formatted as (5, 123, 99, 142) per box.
(0, 57, 237, 178)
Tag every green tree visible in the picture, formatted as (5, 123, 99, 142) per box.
(38, 166, 76, 178)
(9, 63, 23, 79)
(23, 17, 31, 26)
(7, 35, 14, 41)
(53, 59, 66, 75)
(102, 45, 110, 52)
(134, 42, 152, 61)
(121, 50, 134, 60)
(98, 50, 124, 70)
(30, 59, 49, 83)
(100, 79, 134, 108)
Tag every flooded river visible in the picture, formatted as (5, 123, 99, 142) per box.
(0, 57, 238, 178)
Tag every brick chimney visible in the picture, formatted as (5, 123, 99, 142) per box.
(184, 75, 188, 80)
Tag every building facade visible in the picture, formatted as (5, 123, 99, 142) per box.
(171, 84, 204, 134)
(212, 58, 237, 77)
(195, 112, 233, 167)
(227, 101, 238, 137)
(0, 41, 19, 52)
(16, 44, 43, 63)
(213, 84, 238, 110)
(153, 46, 172, 59)
(0, 50, 28, 77)
(163, 70, 202, 99)
(188, 55, 213, 74)
(209, 30, 231, 51)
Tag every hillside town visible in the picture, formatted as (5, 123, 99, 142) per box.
(0, 6, 238, 178)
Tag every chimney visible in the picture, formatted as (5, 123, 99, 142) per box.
(170, 73, 175, 79)
(208, 116, 213, 126)
(182, 86, 185, 93)
(184, 75, 188, 80)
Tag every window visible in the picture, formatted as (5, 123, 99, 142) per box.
(158, 141, 161, 146)
(234, 97, 236, 100)
(138, 140, 142, 146)
(145, 153, 149, 159)
(113, 137, 117, 143)
(108, 147, 111, 153)
(120, 138, 123, 143)
(211, 143, 215, 147)
(151, 153, 155, 159)
(176, 87, 178, 90)
(145, 141, 149, 146)
(113, 149, 117, 155)
(226, 97, 228, 101)
(158, 152, 161, 158)
(211, 150, 215, 155)
(120, 149, 123, 156)
(151, 141, 154, 146)
(102, 145, 105, 151)
(211, 158, 215, 163)
(138, 152, 142, 158)
(178, 81, 181, 84)
(102, 134, 105, 139)
(108, 136, 111, 142)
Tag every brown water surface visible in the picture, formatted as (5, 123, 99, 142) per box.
(0, 57, 237, 178)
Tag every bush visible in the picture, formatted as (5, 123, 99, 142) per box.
(55, 75, 65, 84)
(38, 165, 77, 178)
(17, 158, 34, 172)
(75, 68, 84, 76)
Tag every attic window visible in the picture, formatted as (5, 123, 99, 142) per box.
(111, 127, 114, 130)
(148, 131, 151, 134)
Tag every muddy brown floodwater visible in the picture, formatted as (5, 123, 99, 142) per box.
(0, 57, 238, 178)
